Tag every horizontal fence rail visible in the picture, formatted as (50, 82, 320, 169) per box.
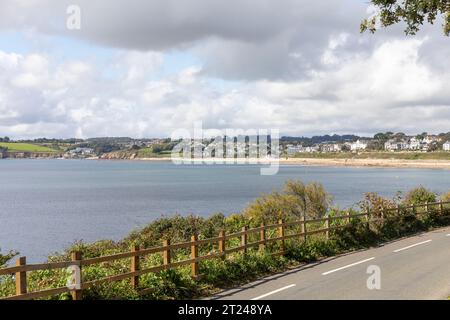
(0, 200, 449, 300)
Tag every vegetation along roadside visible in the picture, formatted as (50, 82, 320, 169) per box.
(1, 182, 450, 300)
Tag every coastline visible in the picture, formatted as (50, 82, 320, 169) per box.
(279, 157, 450, 169)
(89, 156, 450, 169)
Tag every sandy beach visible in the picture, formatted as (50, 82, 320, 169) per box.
(279, 158, 450, 169)
(117, 156, 450, 169)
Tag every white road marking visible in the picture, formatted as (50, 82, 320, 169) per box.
(251, 284, 296, 300)
(446, 234, 450, 237)
(321, 257, 375, 276)
(393, 240, 432, 253)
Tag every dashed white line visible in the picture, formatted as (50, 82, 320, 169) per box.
(446, 234, 450, 237)
(251, 284, 296, 300)
(393, 240, 432, 253)
(321, 257, 375, 276)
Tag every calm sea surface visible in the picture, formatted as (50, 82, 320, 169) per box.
(1, 159, 449, 262)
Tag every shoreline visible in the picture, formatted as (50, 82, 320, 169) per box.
(92, 156, 450, 169)
(4, 155, 450, 170)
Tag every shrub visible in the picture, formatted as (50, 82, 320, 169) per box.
(403, 186, 436, 206)
(243, 180, 332, 224)
(200, 252, 287, 288)
(285, 238, 339, 262)
(441, 191, 450, 203)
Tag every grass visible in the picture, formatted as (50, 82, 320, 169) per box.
(289, 151, 450, 161)
(137, 148, 171, 158)
(0, 142, 57, 153)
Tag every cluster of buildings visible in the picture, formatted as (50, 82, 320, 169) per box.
(285, 140, 369, 155)
(116, 139, 168, 149)
(384, 135, 445, 152)
(64, 147, 95, 159)
(285, 136, 450, 155)
(174, 138, 281, 158)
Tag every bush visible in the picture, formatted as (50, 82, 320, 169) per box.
(441, 191, 450, 203)
(200, 252, 287, 288)
(403, 186, 436, 206)
(243, 180, 332, 224)
(286, 238, 339, 262)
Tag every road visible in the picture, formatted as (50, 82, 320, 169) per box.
(211, 226, 450, 300)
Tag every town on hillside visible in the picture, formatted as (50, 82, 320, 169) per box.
(284, 133, 450, 155)
(0, 132, 450, 159)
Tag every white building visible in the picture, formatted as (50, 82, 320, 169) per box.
(385, 140, 408, 151)
(70, 147, 94, 155)
(444, 141, 450, 151)
(304, 145, 320, 153)
(320, 143, 341, 153)
(350, 140, 368, 151)
(286, 144, 303, 155)
(408, 137, 421, 150)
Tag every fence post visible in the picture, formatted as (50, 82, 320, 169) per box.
(191, 235, 199, 278)
(412, 203, 416, 215)
(131, 245, 140, 289)
(15, 256, 27, 296)
(440, 200, 444, 215)
(163, 240, 171, 267)
(366, 209, 371, 230)
(425, 202, 429, 213)
(219, 230, 226, 260)
(71, 251, 82, 300)
(259, 223, 266, 251)
(397, 204, 401, 215)
(278, 219, 285, 254)
(346, 211, 351, 224)
(241, 226, 248, 255)
(325, 216, 330, 240)
(301, 216, 307, 241)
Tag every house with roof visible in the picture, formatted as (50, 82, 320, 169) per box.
(385, 139, 408, 151)
(444, 141, 450, 151)
(286, 144, 303, 155)
(408, 137, 421, 150)
(320, 143, 341, 153)
(350, 140, 368, 151)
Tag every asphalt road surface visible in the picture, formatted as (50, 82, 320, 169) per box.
(212, 226, 450, 300)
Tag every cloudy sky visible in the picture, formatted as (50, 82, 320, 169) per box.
(0, 0, 449, 139)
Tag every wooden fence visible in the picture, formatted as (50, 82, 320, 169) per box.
(0, 200, 448, 300)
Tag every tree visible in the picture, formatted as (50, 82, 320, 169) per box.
(0, 249, 17, 267)
(130, 144, 141, 150)
(361, 0, 450, 36)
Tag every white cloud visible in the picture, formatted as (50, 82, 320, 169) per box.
(0, 1, 449, 138)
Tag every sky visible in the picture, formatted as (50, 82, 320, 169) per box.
(0, 0, 449, 139)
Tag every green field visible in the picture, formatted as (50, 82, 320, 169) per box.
(137, 148, 172, 158)
(0, 142, 57, 153)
